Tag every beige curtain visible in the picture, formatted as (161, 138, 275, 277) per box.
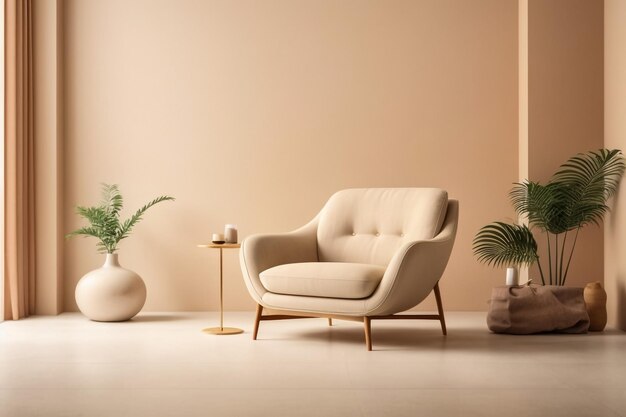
(4, 0, 36, 320)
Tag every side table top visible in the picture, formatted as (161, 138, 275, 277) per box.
(197, 243, 241, 249)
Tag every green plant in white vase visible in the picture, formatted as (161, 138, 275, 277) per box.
(67, 184, 174, 322)
(473, 149, 625, 286)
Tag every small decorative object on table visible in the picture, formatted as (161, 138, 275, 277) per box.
(224, 224, 238, 243)
(584, 282, 607, 332)
(67, 184, 174, 322)
(212, 233, 225, 244)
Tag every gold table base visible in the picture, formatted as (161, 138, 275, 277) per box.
(197, 244, 244, 336)
(203, 327, 244, 335)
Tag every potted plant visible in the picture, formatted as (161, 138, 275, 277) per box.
(67, 184, 174, 321)
(473, 149, 624, 286)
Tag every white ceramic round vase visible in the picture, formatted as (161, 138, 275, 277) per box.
(75, 253, 147, 322)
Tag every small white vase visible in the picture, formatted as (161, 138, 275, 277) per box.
(505, 267, 519, 286)
(75, 253, 147, 322)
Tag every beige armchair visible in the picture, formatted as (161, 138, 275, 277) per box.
(240, 188, 458, 350)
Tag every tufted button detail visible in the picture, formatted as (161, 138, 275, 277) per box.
(400, 233, 404, 237)
(375, 232, 380, 237)
(351, 232, 356, 236)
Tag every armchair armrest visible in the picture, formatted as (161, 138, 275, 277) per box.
(366, 200, 459, 316)
(239, 216, 319, 304)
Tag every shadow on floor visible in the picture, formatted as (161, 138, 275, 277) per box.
(130, 314, 189, 323)
(259, 320, 610, 352)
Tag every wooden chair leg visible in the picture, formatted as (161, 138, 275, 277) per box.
(433, 283, 447, 336)
(253, 304, 263, 340)
(364, 317, 372, 351)
(328, 318, 333, 326)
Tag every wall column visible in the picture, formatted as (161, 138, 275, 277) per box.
(605, 0, 626, 330)
(519, 0, 604, 289)
(33, 0, 64, 315)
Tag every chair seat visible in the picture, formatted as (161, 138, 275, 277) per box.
(260, 262, 385, 299)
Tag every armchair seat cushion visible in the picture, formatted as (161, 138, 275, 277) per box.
(260, 262, 385, 299)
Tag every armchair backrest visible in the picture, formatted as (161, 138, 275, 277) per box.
(317, 188, 449, 265)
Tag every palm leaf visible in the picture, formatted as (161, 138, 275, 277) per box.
(100, 183, 124, 216)
(75, 206, 108, 226)
(65, 226, 102, 240)
(473, 222, 538, 268)
(510, 181, 571, 233)
(116, 195, 175, 242)
(550, 149, 625, 228)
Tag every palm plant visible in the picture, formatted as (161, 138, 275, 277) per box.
(67, 184, 174, 254)
(473, 149, 625, 286)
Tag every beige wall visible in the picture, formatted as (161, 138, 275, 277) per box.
(605, 0, 626, 330)
(32, 0, 607, 313)
(60, 0, 519, 311)
(522, 0, 604, 288)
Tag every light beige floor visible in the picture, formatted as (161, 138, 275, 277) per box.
(0, 312, 625, 417)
